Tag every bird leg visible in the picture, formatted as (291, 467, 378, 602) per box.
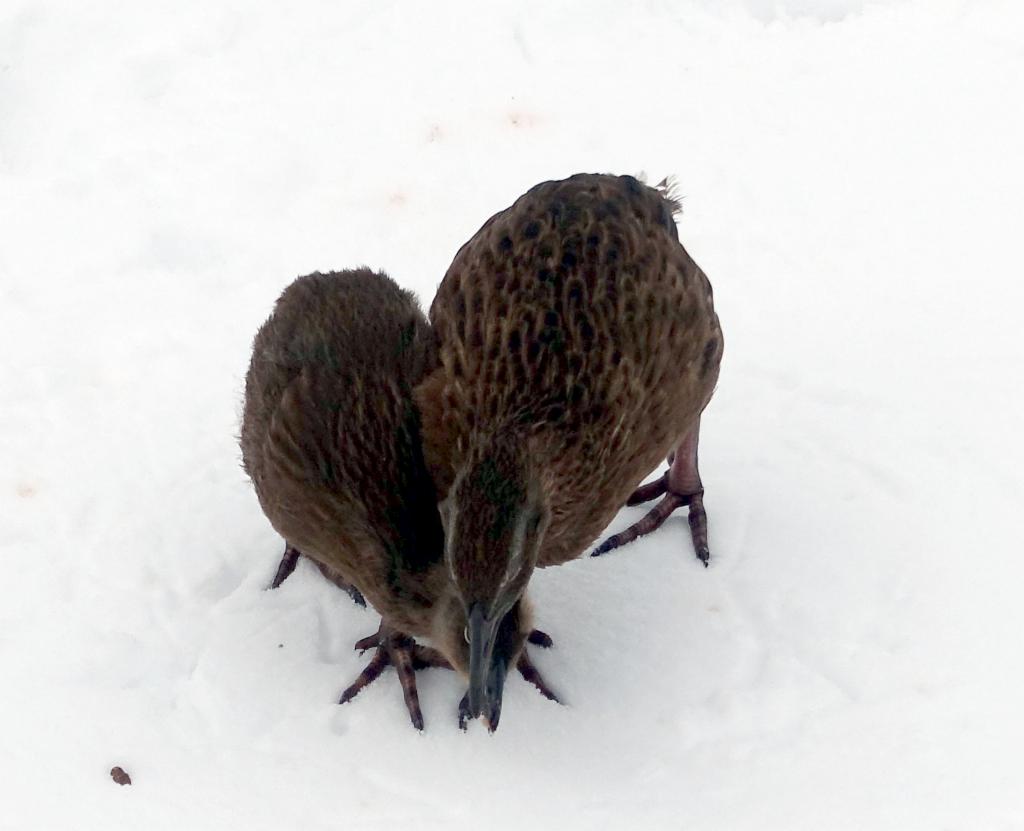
(268, 545, 300, 589)
(268, 544, 366, 606)
(592, 418, 710, 565)
(340, 621, 453, 731)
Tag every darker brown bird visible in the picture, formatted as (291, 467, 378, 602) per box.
(240, 268, 555, 730)
(416, 173, 723, 725)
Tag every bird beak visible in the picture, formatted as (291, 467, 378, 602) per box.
(466, 603, 508, 730)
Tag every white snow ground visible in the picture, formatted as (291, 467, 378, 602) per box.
(2, 1, 1023, 828)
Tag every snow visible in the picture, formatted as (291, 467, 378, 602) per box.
(2, 0, 1023, 828)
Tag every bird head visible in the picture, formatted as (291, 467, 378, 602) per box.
(439, 433, 548, 729)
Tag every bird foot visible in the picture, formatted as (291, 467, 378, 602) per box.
(592, 420, 711, 565)
(340, 622, 453, 731)
(592, 488, 709, 565)
(457, 643, 561, 731)
(268, 545, 366, 606)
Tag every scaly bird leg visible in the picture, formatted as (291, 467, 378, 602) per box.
(268, 544, 366, 607)
(625, 473, 668, 506)
(592, 417, 710, 566)
(341, 621, 453, 731)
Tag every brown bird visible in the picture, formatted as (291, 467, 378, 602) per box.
(240, 269, 555, 730)
(416, 173, 723, 725)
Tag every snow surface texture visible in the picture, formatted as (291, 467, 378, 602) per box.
(2, 1, 1023, 828)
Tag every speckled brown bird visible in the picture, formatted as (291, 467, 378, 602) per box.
(240, 269, 555, 730)
(416, 173, 723, 724)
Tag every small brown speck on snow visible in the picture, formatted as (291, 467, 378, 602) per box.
(110, 766, 132, 786)
(507, 111, 540, 129)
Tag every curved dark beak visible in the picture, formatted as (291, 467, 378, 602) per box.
(466, 603, 508, 730)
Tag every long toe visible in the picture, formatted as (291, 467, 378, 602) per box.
(687, 492, 710, 566)
(591, 492, 686, 556)
(626, 473, 668, 506)
(339, 648, 389, 704)
(592, 488, 711, 564)
(516, 651, 561, 704)
(354, 633, 381, 652)
(388, 640, 425, 730)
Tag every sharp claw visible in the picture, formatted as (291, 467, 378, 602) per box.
(339, 649, 388, 704)
(517, 651, 561, 704)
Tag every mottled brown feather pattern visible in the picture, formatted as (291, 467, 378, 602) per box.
(417, 173, 723, 567)
(240, 269, 449, 634)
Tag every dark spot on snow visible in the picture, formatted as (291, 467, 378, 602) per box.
(110, 766, 132, 786)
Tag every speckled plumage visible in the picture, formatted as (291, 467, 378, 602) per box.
(417, 173, 723, 572)
(241, 269, 448, 628)
(240, 269, 556, 730)
(240, 269, 459, 728)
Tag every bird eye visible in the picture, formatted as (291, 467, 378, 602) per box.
(464, 626, 470, 644)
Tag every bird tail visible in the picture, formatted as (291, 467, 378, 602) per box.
(654, 176, 683, 217)
(634, 170, 684, 217)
